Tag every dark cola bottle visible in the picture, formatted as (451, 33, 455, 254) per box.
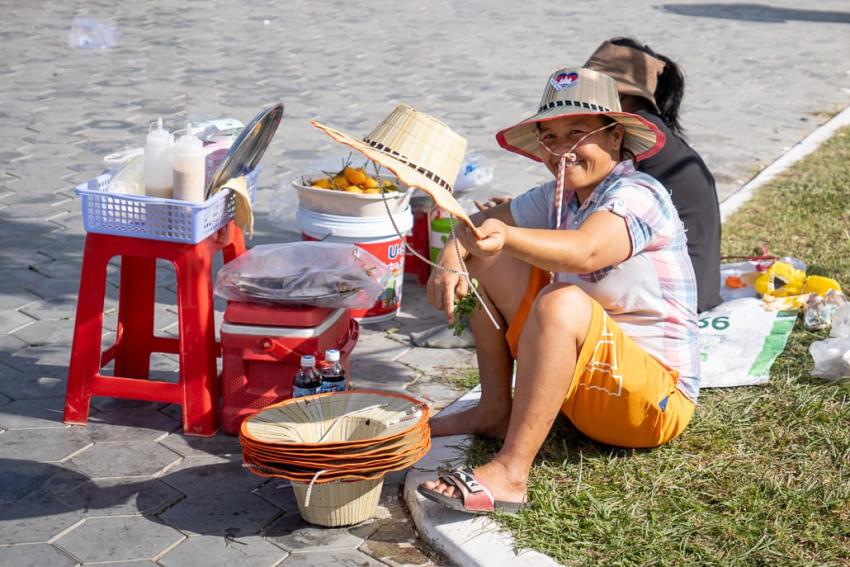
(319, 349, 346, 393)
(292, 355, 322, 398)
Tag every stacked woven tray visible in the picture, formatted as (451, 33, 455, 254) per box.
(240, 389, 430, 526)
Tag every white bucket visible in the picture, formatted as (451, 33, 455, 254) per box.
(297, 207, 414, 323)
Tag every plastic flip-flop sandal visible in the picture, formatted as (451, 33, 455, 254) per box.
(417, 467, 526, 515)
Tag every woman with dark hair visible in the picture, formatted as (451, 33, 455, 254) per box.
(584, 37, 722, 312)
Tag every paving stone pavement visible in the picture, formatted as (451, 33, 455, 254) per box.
(1, 1, 849, 566)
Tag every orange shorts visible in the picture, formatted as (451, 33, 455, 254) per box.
(507, 268, 695, 448)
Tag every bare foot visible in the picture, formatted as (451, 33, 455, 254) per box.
(421, 459, 527, 505)
(429, 404, 510, 439)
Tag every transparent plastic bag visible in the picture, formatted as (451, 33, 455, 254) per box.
(809, 338, 850, 381)
(69, 17, 120, 49)
(454, 152, 494, 193)
(214, 242, 390, 308)
(804, 290, 847, 331)
(830, 302, 850, 338)
(107, 154, 144, 195)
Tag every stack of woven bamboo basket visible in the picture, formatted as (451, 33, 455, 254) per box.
(240, 389, 430, 526)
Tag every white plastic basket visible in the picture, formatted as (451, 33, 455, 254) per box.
(75, 167, 260, 244)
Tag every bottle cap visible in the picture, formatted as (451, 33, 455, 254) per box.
(324, 349, 340, 362)
(147, 117, 171, 145)
(300, 355, 316, 367)
(175, 121, 202, 152)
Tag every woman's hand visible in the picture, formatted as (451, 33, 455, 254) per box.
(474, 196, 512, 212)
(457, 218, 508, 257)
(426, 241, 470, 323)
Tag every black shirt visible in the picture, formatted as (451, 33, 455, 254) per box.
(635, 110, 722, 312)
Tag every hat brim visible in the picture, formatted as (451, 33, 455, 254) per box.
(495, 106, 665, 163)
(312, 120, 481, 236)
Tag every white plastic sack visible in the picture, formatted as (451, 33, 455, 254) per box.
(698, 298, 796, 388)
(214, 242, 390, 309)
(809, 338, 850, 381)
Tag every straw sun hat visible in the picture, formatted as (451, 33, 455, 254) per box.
(311, 104, 476, 229)
(496, 67, 665, 163)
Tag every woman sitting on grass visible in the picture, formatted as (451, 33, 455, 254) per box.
(418, 68, 700, 515)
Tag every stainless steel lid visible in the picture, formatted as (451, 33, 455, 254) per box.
(205, 103, 284, 198)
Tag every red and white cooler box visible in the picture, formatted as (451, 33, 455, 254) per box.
(220, 302, 359, 434)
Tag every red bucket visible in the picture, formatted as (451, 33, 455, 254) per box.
(298, 207, 413, 323)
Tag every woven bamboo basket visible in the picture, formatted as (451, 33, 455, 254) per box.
(290, 477, 384, 527)
(239, 389, 430, 527)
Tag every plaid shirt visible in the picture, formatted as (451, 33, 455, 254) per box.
(511, 160, 700, 401)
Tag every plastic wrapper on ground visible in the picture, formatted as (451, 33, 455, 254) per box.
(214, 242, 390, 309)
(809, 337, 850, 381)
(830, 303, 850, 338)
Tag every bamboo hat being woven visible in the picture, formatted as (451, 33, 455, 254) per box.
(496, 67, 665, 163)
(311, 104, 473, 224)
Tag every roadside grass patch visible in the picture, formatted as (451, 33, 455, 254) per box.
(469, 127, 850, 564)
(440, 366, 480, 391)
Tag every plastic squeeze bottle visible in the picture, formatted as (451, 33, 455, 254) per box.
(144, 118, 174, 198)
(172, 122, 206, 203)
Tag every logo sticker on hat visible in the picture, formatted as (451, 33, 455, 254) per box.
(550, 72, 579, 91)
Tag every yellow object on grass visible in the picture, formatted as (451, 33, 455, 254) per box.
(754, 262, 806, 297)
(801, 275, 842, 296)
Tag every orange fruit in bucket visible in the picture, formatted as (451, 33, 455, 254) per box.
(344, 166, 367, 186)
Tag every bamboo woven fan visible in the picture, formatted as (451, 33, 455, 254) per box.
(239, 390, 430, 482)
(312, 104, 483, 237)
(241, 389, 427, 446)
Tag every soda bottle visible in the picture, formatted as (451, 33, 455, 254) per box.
(319, 349, 346, 393)
(292, 355, 322, 398)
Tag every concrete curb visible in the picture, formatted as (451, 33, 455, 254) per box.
(720, 105, 850, 221)
(404, 386, 563, 567)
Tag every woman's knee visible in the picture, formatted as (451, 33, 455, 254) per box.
(529, 284, 593, 338)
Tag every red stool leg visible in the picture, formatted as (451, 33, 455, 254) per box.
(114, 255, 156, 378)
(173, 242, 219, 436)
(65, 234, 112, 424)
(220, 222, 246, 263)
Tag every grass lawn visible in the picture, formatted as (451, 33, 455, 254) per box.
(467, 126, 850, 565)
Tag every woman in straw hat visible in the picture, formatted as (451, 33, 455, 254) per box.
(479, 38, 722, 313)
(418, 67, 699, 514)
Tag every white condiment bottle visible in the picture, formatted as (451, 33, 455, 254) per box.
(144, 118, 174, 198)
(172, 122, 206, 203)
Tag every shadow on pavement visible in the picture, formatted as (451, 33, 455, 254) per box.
(661, 3, 850, 24)
(0, 457, 290, 537)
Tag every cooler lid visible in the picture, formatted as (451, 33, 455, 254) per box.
(224, 301, 336, 328)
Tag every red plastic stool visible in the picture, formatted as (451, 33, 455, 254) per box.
(404, 204, 431, 285)
(64, 222, 246, 436)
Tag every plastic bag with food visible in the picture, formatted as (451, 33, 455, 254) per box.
(214, 242, 391, 309)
